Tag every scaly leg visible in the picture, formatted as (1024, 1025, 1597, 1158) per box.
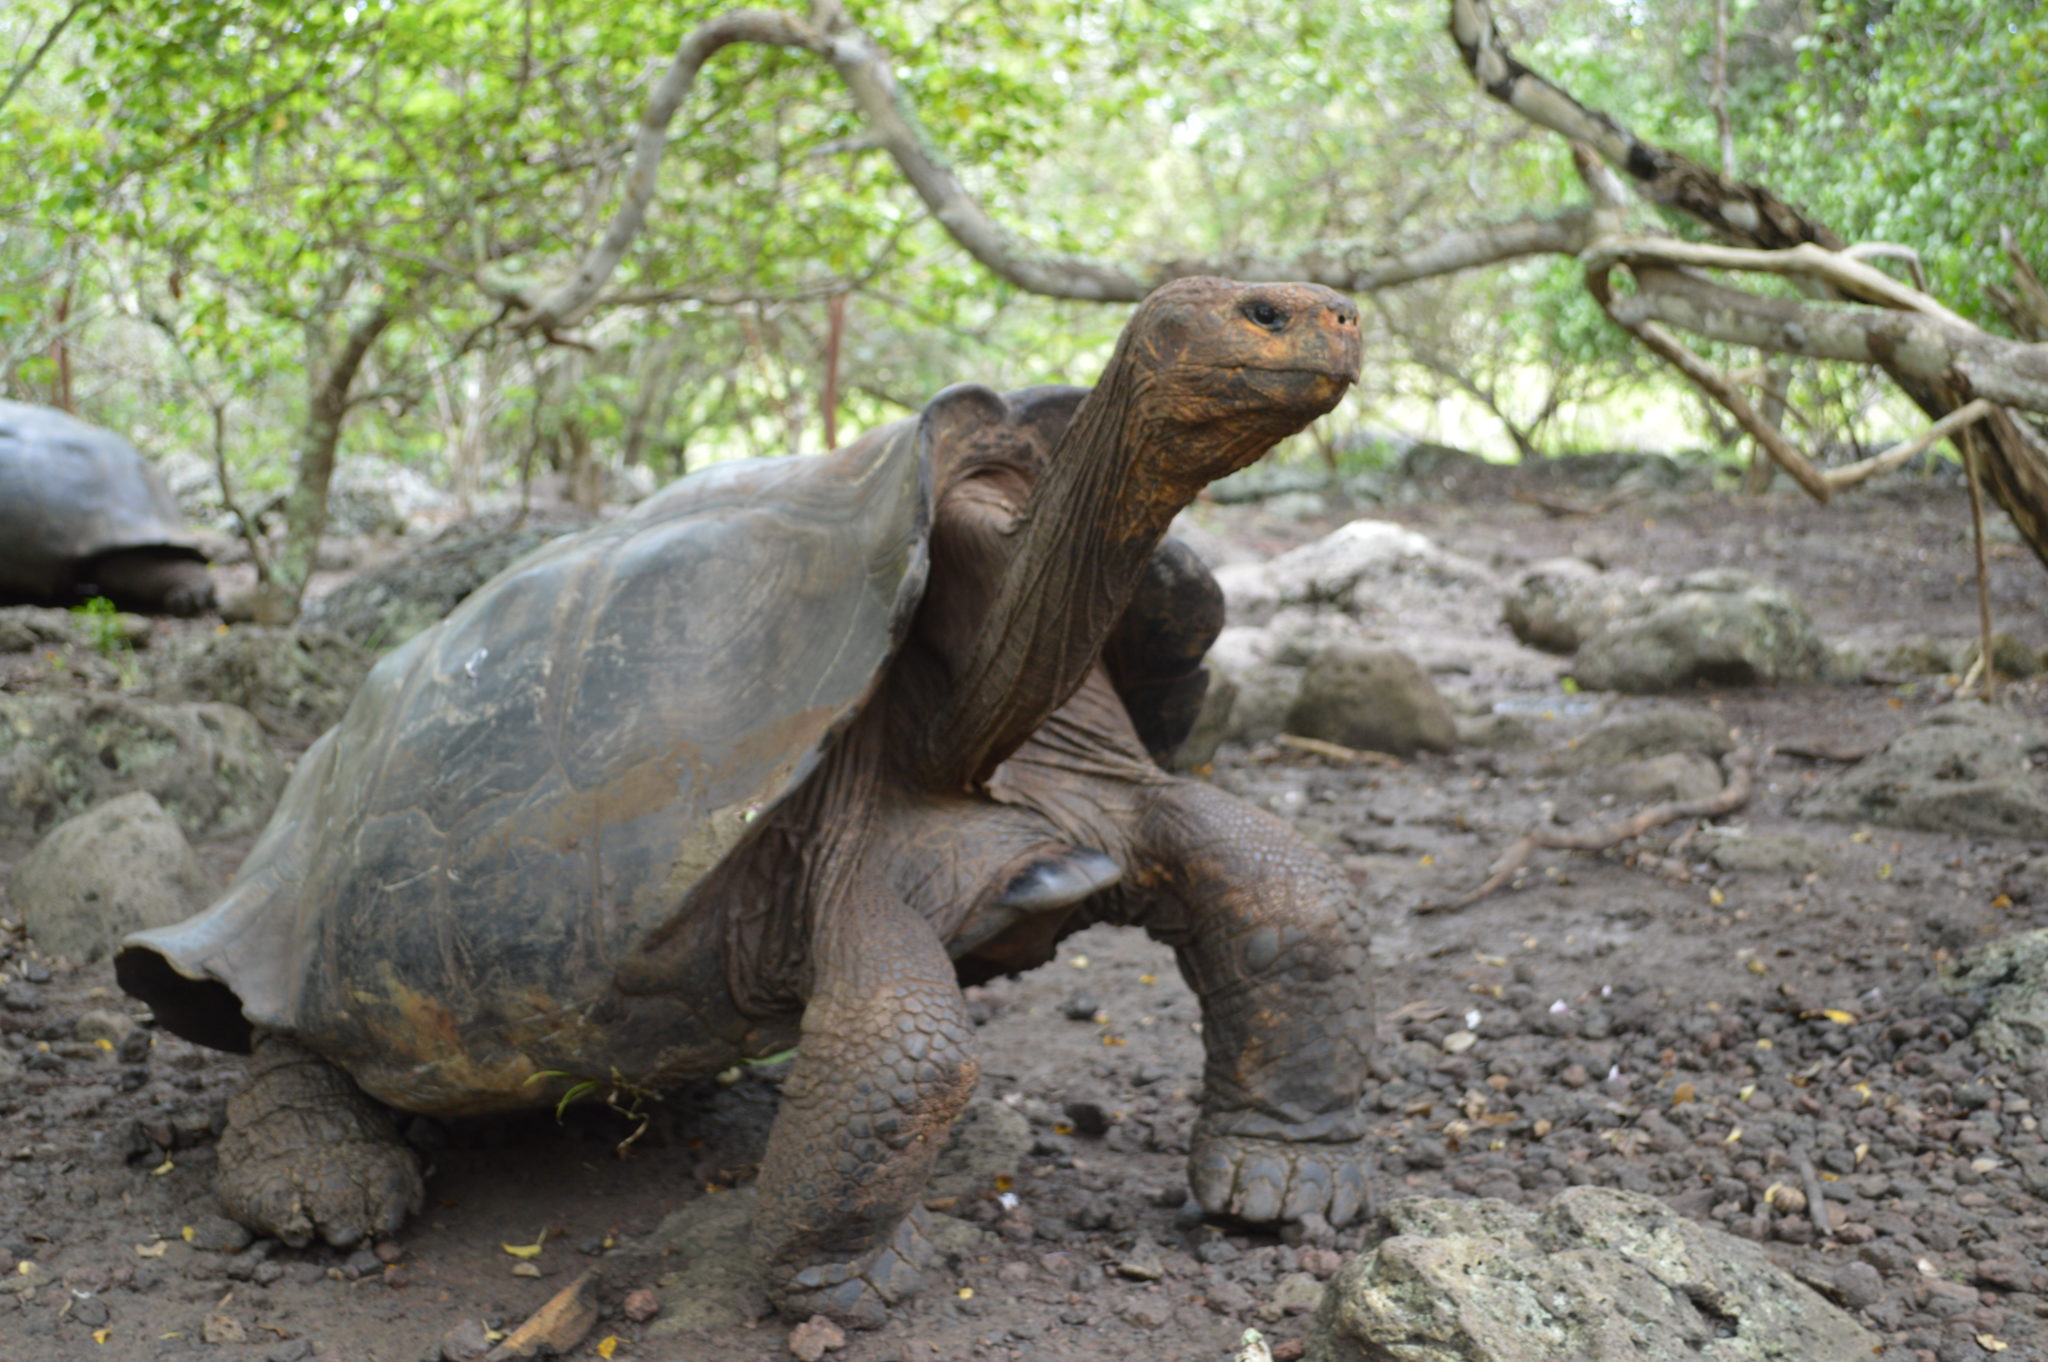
(216, 1034, 424, 1248)
(750, 883, 978, 1327)
(1133, 779, 1375, 1227)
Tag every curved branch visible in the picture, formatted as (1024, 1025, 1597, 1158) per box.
(509, 9, 824, 333)
(1448, 0, 1837, 251)
(511, 1, 1604, 333)
(1606, 268, 2048, 415)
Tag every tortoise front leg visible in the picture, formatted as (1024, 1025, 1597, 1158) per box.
(216, 1033, 424, 1248)
(1133, 779, 1375, 1228)
(751, 883, 978, 1328)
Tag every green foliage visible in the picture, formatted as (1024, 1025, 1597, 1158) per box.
(4, 0, 2041, 491)
(72, 596, 127, 657)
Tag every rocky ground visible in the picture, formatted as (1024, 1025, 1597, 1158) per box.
(3, 461, 2047, 1362)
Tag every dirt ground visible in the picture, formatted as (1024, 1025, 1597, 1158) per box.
(3, 469, 2047, 1362)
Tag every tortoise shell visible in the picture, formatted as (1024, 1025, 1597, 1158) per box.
(0, 400, 204, 600)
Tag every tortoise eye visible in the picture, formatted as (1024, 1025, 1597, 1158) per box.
(1243, 300, 1287, 331)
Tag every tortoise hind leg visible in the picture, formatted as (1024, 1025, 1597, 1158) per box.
(751, 881, 977, 1327)
(216, 1034, 424, 1249)
(1131, 778, 1375, 1228)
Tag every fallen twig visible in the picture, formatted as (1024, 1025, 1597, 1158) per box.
(1416, 746, 1758, 915)
(1794, 1151, 1834, 1241)
(483, 1270, 599, 1361)
(1508, 486, 1639, 518)
(1274, 733, 1404, 767)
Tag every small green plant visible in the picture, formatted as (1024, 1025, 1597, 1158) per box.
(526, 1067, 657, 1156)
(73, 597, 128, 658)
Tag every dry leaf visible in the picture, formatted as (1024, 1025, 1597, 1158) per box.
(1978, 1335, 2008, 1353)
(597, 1338, 619, 1360)
(1671, 1083, 1696, 1107)
(502, 1232, 546, 1259)
(1821, 1009, 1857, 1024)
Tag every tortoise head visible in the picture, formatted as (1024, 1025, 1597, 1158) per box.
(1109, 276, 1361, 488)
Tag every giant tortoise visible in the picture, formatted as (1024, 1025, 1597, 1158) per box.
(0, 400, 216, 615)
(117, 277, 1374, 1325)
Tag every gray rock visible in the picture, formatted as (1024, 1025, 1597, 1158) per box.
(1214, 562, 1281, 628)
(1501, 559, 1636, 654)
(325, 457, 457, 537)
(1266, 520, 1449, 605)
(1220, 660, 1301, 747)
(1944, 930, 2048, 1102)
(1307, 1187, 1878, 1362)
(1170, 668, 1236, 773)
(303, 507, 595, 651)
(1570, 571, 1824, 693)
(158, 626, 372, 741)
(0, 605, 151, 655)
(8, 792, 210, 961)
(1545, 705, 1733, 774)
(1803, 704, 2048, 840)
(1264, 490, 1330, 521)
(1208, 463, 1334, 506)
(1454, 712, 1538, 751)
(0, 693, 285, 838)
(1582, 751, 1724, 804)
(1956, 631, 2045, 679)
(1880, 636, 1960, 678)
(1286, 645, 1456, 757)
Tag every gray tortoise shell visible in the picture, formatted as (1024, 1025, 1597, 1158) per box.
(0, 400, 201, 599)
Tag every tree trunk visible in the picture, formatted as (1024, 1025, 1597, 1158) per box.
(269, 305, 394, 617)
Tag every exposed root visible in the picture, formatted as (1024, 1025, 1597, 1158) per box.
(1416, 745, 1758, 915)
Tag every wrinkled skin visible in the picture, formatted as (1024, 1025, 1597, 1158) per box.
(167, 278, 1373, 1326)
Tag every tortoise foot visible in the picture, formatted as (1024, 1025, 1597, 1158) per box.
(767, 1209, 937, 1330)
(216, 1037, 423, 1249)
(1190, 1128, 1369, 1229)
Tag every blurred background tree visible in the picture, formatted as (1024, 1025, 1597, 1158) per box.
(1, 0, 2041, 612)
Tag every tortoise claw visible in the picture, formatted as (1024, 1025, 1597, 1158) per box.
(1189, 1129, 1371, 1230)
(769, 1210, 936, 1330)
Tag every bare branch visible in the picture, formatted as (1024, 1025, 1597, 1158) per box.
(507, 9, 824, 333)
(1448, 0, 1836, 250)
(1603, 268, 2048, 415)
(1584, 260, 1832, 501)
(1419, 747, 1758, 914)
(1586, 236, 1967, 325)
(1823, 398, 1998, 491)
(511, 1, 1606, 332)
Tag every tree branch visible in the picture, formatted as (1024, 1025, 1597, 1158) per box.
(508, 0, 1606, 334)
(1448, 0, 1837, 251)
(0, 0, 95, 120)
(1601, 267, 2048, 415)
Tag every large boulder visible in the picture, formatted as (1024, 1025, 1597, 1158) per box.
(1307, 1187, 1878, 1362)
(158, 625, 373, 741)
(0, 693, 285, 838)
(1286, 644, 1456, 757)
(1265, 520, 1484, 608)
(324, 457, 458, 537)
(1944, 930, 2048, 1103)
(9, 792, 210, 961)
(302, 506, 595, 650)
(1802, 704, 2048, 840)
(1501, 559, 1638, 655)
(1570, 570, 1824, 693)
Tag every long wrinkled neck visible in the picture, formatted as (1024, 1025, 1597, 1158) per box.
(915, 360, 1189, 792)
